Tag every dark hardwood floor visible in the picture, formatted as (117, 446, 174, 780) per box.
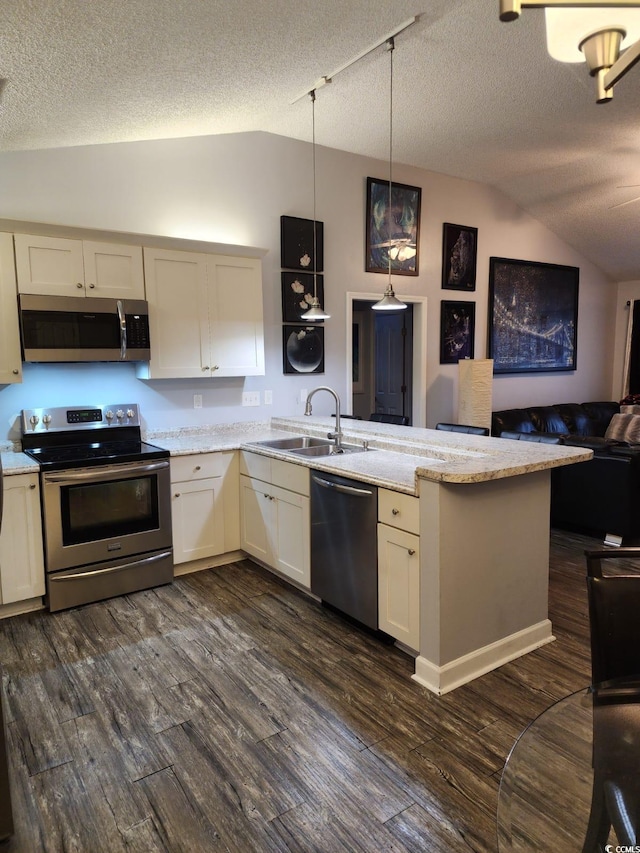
(0, 529, 598, 852)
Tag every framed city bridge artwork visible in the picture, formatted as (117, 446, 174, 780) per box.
(488, 257, 579, 374)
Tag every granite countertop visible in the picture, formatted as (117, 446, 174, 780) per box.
(147, 416, 594, 496)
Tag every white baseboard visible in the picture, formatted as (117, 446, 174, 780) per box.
(173, 550, 245, 577)
(0, 597, 45, 620)
(411, 619, 554, 695)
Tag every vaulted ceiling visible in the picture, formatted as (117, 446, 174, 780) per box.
(2, 0, 640, 281)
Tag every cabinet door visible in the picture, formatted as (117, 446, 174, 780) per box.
(0, 233, 23, 383)
(82, 241, 144, 299)
(0, 474, 46, 604)
(239, 475, 274, 565)
(207, 255, 265, 376)
(14, 234, 85, 296)
(172, 477, 225, 564)
(272, 484, 310, 588)
(141, 247, 210, 378)
(377, 523, 420, 650)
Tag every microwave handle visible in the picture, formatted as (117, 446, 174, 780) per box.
(117, 299, 127, 360)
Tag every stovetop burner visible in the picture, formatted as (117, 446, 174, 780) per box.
(20, 404, 169, 471)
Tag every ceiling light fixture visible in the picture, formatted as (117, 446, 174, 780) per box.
(300, 89, 331, 321)
(499, 1, 640, 102)
(372, 38, 407, 312)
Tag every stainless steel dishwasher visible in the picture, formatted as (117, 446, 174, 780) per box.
(310, 469, 378, 629)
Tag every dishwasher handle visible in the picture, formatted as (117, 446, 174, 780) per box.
(311, 474, 374, 497)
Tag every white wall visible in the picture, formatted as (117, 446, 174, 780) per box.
(0, 130, 616, 436)
(612, 280, 640, 400)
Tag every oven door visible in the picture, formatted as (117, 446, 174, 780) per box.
(42, 459, 172, 572)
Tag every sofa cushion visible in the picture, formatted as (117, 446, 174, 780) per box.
(491, 408, 537, 435)
(501, 430, 564, 444)
(528, 406, 569, 435)
(552, 403, 598, 436)
(581, 401, 621, 437)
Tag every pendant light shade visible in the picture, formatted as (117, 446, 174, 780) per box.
(372, 37, 407, 312)
(301, 90, 330, 321)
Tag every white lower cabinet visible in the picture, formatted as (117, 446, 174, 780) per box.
(377, 489, 420, 650)
(0, 474, 46, 604)
(239, 452, 310, 588)
(170, 451, 239, 564)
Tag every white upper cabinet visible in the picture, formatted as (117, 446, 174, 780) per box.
(140, 247, 265, 379)
(14, 234, 145, 299)
(0, 233, 23, 383)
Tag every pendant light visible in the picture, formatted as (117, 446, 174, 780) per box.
(372, 37, 407, 312)
(301, 89, 331, 321)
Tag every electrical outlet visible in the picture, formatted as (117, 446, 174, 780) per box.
(193, 394, 202, 409)
(264, 390, 273, 405)
(242, 391, 260, 407)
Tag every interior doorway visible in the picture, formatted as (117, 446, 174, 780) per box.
(351, 300, 413, 422)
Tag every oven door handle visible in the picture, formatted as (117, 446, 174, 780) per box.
(117, 299, 127, 360)
(44, 459, 170, 484)
(48, 550, 173, 582)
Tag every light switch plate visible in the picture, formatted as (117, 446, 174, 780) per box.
(242, 391, 260, 407)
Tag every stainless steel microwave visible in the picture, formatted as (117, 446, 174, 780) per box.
(19, 294, 151, 363)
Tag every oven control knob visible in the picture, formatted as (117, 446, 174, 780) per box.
(42, 414, 52, 426)
(29, 415, 39, 427)
(116, 410, 125, 420)
(105, 410, 114, 421)
(126, 409, 135, 419)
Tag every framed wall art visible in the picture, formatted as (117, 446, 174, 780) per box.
(365, 177, 421, 275)
(280, 215, 323, 272)
(281, 272, 324, 323)
(441, 222, 478, 291)
(283, 325, 325, 375)
(440, 300, 476, 364)
(488, 257, 579, 374)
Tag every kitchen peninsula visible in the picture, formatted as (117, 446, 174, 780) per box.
(153, 415, 592, 695)
(0, 415, 591, 695)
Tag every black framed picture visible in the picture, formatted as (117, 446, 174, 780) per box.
(365, 177, 421, 275)
(281, 272, 324, 323)
(488, 257, 579, 374)
(283, 325, 324, 374)
(440, 301, 476, 364)
(441, 223, 478, 291)
(280, 215, 324, 272)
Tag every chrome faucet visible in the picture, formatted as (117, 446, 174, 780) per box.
(304, 386, 343, 452)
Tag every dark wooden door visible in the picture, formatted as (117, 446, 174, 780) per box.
(373, 306, 413, 421)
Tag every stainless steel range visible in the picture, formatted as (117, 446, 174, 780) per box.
(21, 404, 173, 612)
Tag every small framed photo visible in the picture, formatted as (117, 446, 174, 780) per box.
(281, 215, 324, 272)
(365, 177, 421, 275)
(441, 223, 478, 291)
(283, 325, 325, 375)
(440, 300, 476, 364)
(281, 272, 324, 323)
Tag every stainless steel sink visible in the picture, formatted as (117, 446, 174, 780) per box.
(288, 443, 369, 457)
(251, 435, 371, 456)
(253, 435, 333, 450)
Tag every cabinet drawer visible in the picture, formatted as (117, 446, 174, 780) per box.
(378, 489, 420, 534)
(271, 458, 309, 497)
(171, 452, 225, 482)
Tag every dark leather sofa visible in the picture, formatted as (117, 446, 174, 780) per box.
(491, 401, 640, 543)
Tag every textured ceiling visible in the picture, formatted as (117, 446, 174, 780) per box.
(2, 0, 640, 281)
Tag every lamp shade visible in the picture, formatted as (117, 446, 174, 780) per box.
(458, 359, 493, 431)
(545, 7, 640, 62)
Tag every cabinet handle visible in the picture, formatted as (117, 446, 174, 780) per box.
(30, 483, 36, 489)
(174, 493, 181, 498)
(195, 465, 201, 471)
(202, 366, 209, 371)
(76, 282, 83, 289)
(212, 365, 219, 371)
(12, 369, 18, 375)
(392, 508, 400, 515)
(407, 548, 415, 556)
(89, 283, 95, 289)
